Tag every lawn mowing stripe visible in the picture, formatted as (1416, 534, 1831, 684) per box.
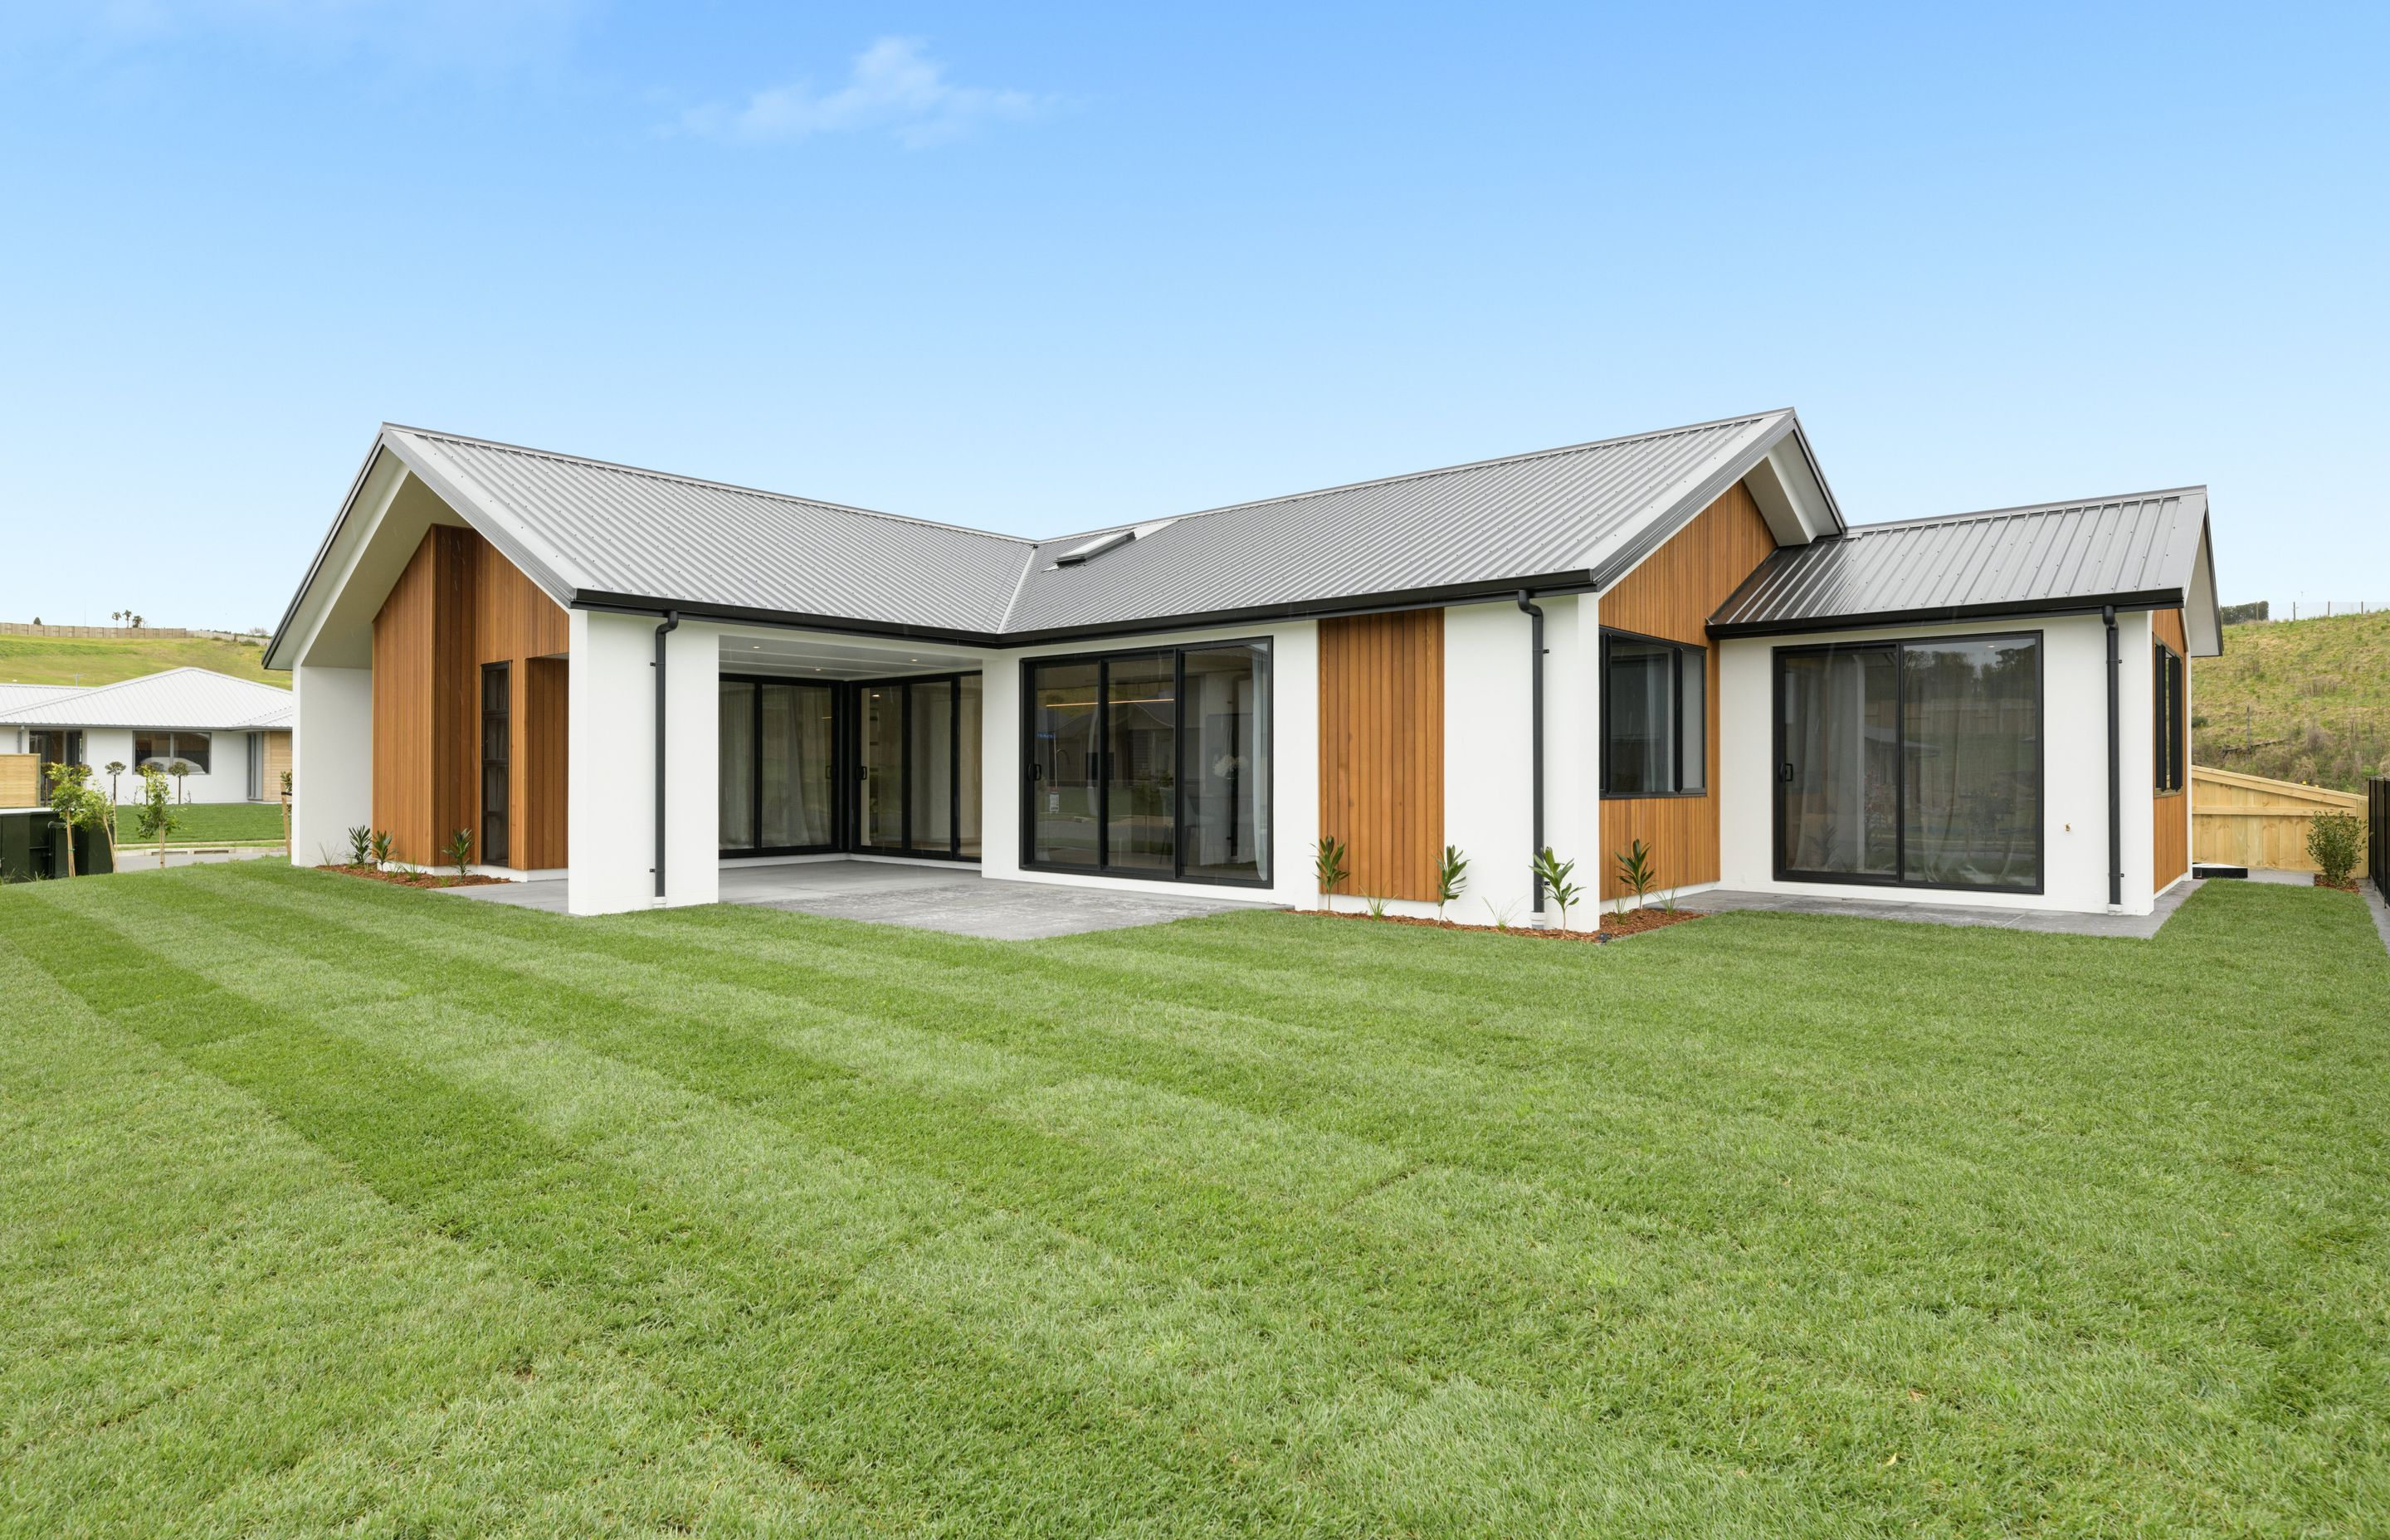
(21, 878, 1436, 1536)
(0, 926, 864, 1540)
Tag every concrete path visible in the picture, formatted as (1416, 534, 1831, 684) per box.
(1680, 879, 2202, 939)
(110, 846, 284, 872)
(437, 858, 1270, 939)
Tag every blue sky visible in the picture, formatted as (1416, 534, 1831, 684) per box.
(1, 1, 2383, 631)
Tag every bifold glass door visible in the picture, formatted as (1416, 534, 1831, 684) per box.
(1025, 642, 1270, 885)
(1775, 634, 2041, 893)
(719, 678, 840, 855)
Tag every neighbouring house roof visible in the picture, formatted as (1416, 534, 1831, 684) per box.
(0, 668, 296, 730)
(269, 408, 1845, 662)
(0, 682, 85, 717)
(1709, 486, 2223, 655)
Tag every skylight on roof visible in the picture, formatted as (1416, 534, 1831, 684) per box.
(1054, 529, 1135, 568)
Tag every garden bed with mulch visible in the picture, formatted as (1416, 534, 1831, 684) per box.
(2314, 875, 2363, 892)
(317, 864, 510, 890)
(1316, 906, 1705, 943)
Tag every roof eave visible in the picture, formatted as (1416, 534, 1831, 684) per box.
(1706, 588, 2188, 641)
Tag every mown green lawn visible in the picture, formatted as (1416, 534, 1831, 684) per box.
(110, 801, 285, 846)
(2, 865, 2384, 1537)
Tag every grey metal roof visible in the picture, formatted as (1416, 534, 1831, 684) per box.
(382, 426, 1038, 635)
(999, 411, 1807, 635)
(1710, 486, 2221, 652)
(0, 668, 296, 729)
(290, 410, 1828, 651)
(0, 683, 84, 717)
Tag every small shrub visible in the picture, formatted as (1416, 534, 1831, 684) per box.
(1364, 895, 1388, 919)
(346, 825, 373, 865)
(446, 828, 476, 877)
(1314, 836, 1349, 899)
(2307, 812, 2363, 887)
(1532, 847, 1583, 928)
(370, 831, 394, 866)
(1483, 897, 1519, 931)
(1613, 839, 1659, 915)
(1436, 845, 1469, 921)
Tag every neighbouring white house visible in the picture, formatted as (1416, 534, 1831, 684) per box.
(1, 669, 295, 806)
(265, 410, 2220, 923)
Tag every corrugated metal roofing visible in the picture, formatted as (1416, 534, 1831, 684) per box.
(385, 427, 1039, 633)
(0, 668, 296, 729)
(1000, 412, 1797, 634)
(1710, 486, 2217, 647)
(0, 683, 84, 717)
(339, 410, 1821, 643)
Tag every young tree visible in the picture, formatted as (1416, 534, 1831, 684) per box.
(44, 763, 109, 880)
(104, 759, 126, 803)
(168, 758, 191, 803)
(131, 766, 180, 867)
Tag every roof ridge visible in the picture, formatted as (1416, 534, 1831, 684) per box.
(382, 423, 1041, 549)
(1846, 485, 2207, 535)
(1026, 408, 1793, 547)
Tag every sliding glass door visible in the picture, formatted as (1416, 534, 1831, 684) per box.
(851, 673, 977, 860)
(720, 677, 841, 855)
(1775, 633, 2041, 893)
(1024, 641, 1271, 885)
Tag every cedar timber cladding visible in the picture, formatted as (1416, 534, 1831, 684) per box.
(1318, 610, 1444, 902)
(2153, 607, 2190, 892)
(371, 526, 569, 868)
(1598, 481, 1776, 899)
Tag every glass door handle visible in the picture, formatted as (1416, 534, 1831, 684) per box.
(1778, 763, 1795, 783)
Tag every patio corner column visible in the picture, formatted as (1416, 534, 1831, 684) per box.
(291, 663, 371, 866)
(659, 621, 719, 909)
(569, 610, 666, 915)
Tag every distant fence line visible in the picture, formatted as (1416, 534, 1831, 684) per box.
(0, 622, 266, 642)
(2225, 602, 2389, 625)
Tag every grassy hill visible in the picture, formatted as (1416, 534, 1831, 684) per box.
(0, 634, 285, 691)
(2193, 610, 2390, 792)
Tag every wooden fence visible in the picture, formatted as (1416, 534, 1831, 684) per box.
(2371, 779, 2387, 901)
(2192, 765, 2369, 876)
(0, 754, 38, 808)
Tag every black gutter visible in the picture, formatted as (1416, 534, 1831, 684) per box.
(1707, 588, 2187, 641)
(1517, 592, 1545, 917)
(653, 611, 680, 902)
(2104, 604, 2121, 909)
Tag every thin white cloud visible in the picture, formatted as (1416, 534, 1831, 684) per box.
(676, 37, 1052, 149)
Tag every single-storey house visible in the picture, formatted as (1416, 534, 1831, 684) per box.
(2, 669, 295, 805)
(265, 409, 2220, 924)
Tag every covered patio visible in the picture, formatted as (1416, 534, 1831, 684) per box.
(435, 856, 1271, 939)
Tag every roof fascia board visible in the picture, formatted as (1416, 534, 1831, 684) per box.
(2188, 514, 2223, 655)
(266, 443, 410, 671)
(377, 431, 583, 611)
(574, 568, 1600, 650)
(1706, 587, 2187, 640)
(264, 433, 402, 670)
(1588, 413, 1828, 592)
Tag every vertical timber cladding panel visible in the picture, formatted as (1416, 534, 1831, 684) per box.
(522, 657, 570, 869)
(1318, 610, 1444, 900)
(2153, 607, 2191, 892)
(371, 532, 438, 863)
(1597, 482, 1778, 899)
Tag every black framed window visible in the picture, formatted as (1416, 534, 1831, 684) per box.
(2153, 642, 2185, 794)
(480, 663, 510, 865)
(1601, 631, 1705, 796)
(134, 729, 211, 776)
(1023, 640, 1271, 887)
(719, 675, 848, 857)
(1774, 632, 2042, 894)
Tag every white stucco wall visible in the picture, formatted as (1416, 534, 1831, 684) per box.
(293, 664, 372, 863)
(1433, 597, 1591, 928)
(1718, 612, 2160, 914)
(982, 620, 1321, 909)
(570, 611, 722, 914)
(22, 724, 274, 808)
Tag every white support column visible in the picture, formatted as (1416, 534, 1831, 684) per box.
(291, 664, 372, 865)
(661, 620, 719, 909)
(1544, 595, 1602, 930)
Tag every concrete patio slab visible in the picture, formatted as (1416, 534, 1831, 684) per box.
(1679, 878, 2202, 939)
(434, 858, 1270, 938)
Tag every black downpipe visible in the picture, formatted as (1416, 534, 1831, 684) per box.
(1517, 592, 1546, 915)
(653, 611, 680, 902)
(2104, 605, 2121, 909)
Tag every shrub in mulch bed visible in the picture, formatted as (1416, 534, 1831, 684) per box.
(2312, 875, 2363, 893)
(1313, 907, 1705, 943)
(317, 864, 510, 890)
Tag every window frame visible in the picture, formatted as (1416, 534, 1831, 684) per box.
(134, 729, 212, 777)
(1598, 628, 1708, 799)
(480, 661, 510, 866)
(1770, 629, 2046, 896)
(2153, 641, 2186, 797)
(1018, 637, 1275, 889)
